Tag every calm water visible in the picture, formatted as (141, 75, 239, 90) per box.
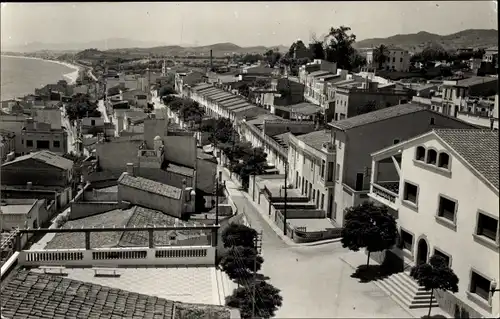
(0, 55, 77, 100)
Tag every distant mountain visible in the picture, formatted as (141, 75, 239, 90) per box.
(354, 29, 498, 52)
(1, 38, 166, 53)
(2, 39, 288, 57)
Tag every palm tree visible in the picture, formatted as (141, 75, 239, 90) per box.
(373, 44, 390, 70)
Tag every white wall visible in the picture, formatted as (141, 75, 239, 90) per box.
(396, 136, 499, 316)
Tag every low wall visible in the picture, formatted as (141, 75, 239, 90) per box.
(19, 246, 216, 267)
(69, 201, 130, 220)
(275, 209, 325, 219)
(83, 189, 118, 201)
(275, 210, 341, 243)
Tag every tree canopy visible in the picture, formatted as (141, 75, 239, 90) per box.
(221, 223, 258, 249)
(226, 280, 283, 319)
(220, 246, 264, 282)
(200, 117, 237, 145)
(373, 44, 390, 70)
(158, 85, 176, 97)
(264, 49, 282, 68)
(324, 26, 357, 70)
(65, 93, 101, 122)
(410, 255, 459, 317)
(341, 202, 398, 265)
(231, 147, 268, 189)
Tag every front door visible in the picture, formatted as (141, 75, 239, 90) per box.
(355, 173, 364, 191)
(416, 238, 429, 264)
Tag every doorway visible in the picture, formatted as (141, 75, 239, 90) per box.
(355, 173, 364, 191)
(416, 238, 429, 265)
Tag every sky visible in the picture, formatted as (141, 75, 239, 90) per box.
(1, 1, 498, 48)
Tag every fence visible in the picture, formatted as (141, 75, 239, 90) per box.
(18, 246, 216, 267)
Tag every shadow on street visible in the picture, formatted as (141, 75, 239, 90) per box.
(350, 264, 392, 283)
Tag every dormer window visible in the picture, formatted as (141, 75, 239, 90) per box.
(415, 146, 426, 161)
(426, 149, 437, 165)
(438, 152, 450, 169)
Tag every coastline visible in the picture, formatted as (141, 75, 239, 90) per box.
(1, 54, 83, 85)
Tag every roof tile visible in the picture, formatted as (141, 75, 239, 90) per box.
(296, 130, 332, 151)
(434, 128, 499, 190)
(118, 174, 182, 199)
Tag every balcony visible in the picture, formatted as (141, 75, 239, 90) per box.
(369, 153, 402, 211)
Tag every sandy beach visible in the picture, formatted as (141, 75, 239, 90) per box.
(1, 54, 83, 85)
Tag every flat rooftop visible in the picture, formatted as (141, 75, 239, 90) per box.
(288, 218, 336, 232)
(1, 204, 34, 215)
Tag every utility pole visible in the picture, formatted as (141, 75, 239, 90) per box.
(283, 160, 288, 236)
(251, 231, 263, 319)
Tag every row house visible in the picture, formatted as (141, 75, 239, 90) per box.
(333, 81, 415, 121)
(369, 129, 498, 318)
(440, 76, 498, 118)
(240, 114, 317, 173)
(188, 83, 267, 123)
(327, 103, 477, 227)
(287, 130, 336, 218)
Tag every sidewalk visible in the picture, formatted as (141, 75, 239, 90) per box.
(219, 166, 341, 247)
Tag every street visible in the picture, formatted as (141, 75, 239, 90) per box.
(220, 168, 413, 318)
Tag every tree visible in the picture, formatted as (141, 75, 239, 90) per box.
(226, 280, 283, 319)
(309, 37, 325, 60)
(232, 147, 267, 189)
(238, 83, 250, 97)
(264, 49, 282, 68)
(158, 85, 175, 97)
(200, 118, 237, 145)
(324, 26, 357, 70)
(350, 49, 367, 70)
(373, 44, 390, 70)
(410, 255, 459, 317)
(220, 246, 264, 281)
(341, 202, 398, 266)
(221, 223, 258, 249)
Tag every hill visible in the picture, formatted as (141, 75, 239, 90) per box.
(354, 29, 498, 52)
(76, 43, 288, 60)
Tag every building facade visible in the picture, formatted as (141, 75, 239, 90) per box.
(365, 47, 411, 72)
(369, 129, 499, 318)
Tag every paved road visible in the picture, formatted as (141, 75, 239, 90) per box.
(220, 168, 413, 318)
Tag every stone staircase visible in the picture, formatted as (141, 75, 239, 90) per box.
(377, 271, 439, 309)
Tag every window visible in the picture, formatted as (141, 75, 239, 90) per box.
(426, 149, 437, 165)
(433, 248, 451, 267)
(321, 194, 325, 210)
(400, 57, 403, 63)
(312, 189, 316, 200)
(36, 140, 50, 149)
(321, 160, 326, 179)
(53, 141, 60, 148)
(392, 57, 395, 63)
(309, 183, 312, 199)
(469, 271, 491, 301)
(476, 212, 498, 242)
(430, 117, 435, 125)
(334, 163, 339, 181)
(438, 153, 450, 169)
(403, 182, 418, 204)
(393, 139, 400, 145)
(400, 229, 413, 251)
(415, 146, 426, 161)
(301, 177, 305, 193)
(437, 196, 457, 222)
(327, 162, 334, 182)
(310, 158, 314, 171)
(91, 119, 96, 126)
(26, 140, 33, 147)
(316, 193, 320, 207)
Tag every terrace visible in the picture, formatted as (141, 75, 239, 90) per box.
(368, 150, 402, 212)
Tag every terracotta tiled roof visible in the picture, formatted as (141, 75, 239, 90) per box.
(434, 128, 499, 190)
(330, 103, 427, 131)
(296, 130, 332, 152)
(1, 270, 174, 319)
(118, 174, 182, 199)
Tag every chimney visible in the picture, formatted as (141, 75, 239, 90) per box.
(26, 182, 32, 190)
(126, 163, 134, 176)
(210, 50, 213, 71)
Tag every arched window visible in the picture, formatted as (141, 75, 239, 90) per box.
(438, 152, 450, 169)
(415, 146, 426, 161)
(426, 149, 437, 165)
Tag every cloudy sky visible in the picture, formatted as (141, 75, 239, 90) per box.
(1, 1, 497, 47)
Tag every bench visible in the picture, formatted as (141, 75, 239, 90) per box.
(39, 266, 67, 275)
(92, 267, 120, 277)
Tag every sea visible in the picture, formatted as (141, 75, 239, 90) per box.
(0, 55, 78, 101)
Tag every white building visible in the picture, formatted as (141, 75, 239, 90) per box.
(369, 128, 499, 318)
(365, 46, 410, 72)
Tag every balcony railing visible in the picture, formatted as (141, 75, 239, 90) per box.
(371, 181, 400, 204)
(19, 246, 215, 267)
